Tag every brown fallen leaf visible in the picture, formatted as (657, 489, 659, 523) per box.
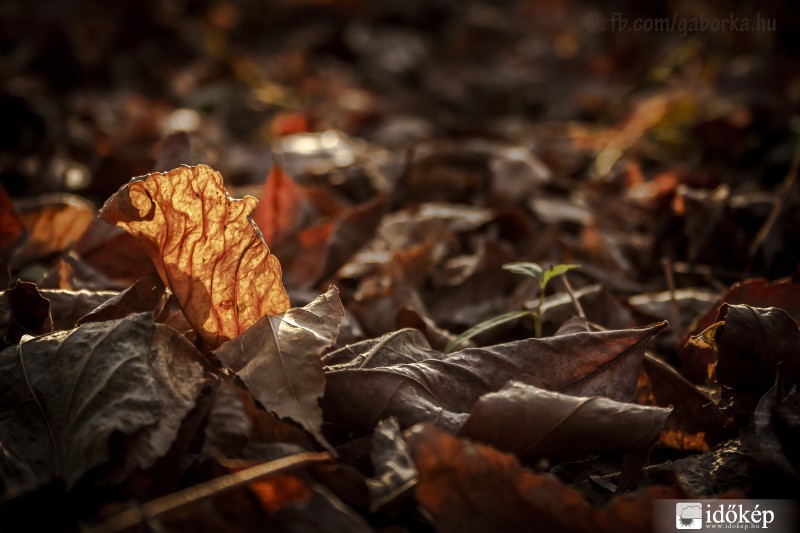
(0, 313, 208, 491)
(99, 164, 290, 348)
(0, 185, 27, 289)
(214, 287, 344, 451)
(459, 381, 671, 461)
(321, 322, 666, 433)
(405, 423, 682, 533)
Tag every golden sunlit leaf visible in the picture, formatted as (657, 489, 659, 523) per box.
(687, 320, 725, 351)
(99, 164, 290, 347)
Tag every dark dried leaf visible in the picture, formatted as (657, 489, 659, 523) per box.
(0, 313, 208, 491)
(322, 322, 666, 433)
(203, 380, 315, 461)
(76, 276, 165, 325)
(99, 164, 290, 348)
(680, 279, 800, 382)
(2, 281, 52, 344)
(214, 287, 344, 451)
(459, 381, 671, 461)
(714, 304, 800, 391)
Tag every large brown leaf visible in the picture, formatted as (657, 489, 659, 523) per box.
(214, 287, 344, 451)
(0, 313, 208, 491)
(405, 424, 682, 533)
(459, 380, 671, 461)
(99, 164, 290, 348)
(321, 322, 666, 433)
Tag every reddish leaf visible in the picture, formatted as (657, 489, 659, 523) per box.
(405, 424, 681, 533)
(214, 287, 344, 450)
(459, 381, 671, 461)
(321, 322, 666, 433)
(252, 163, 304, 246)
(99, 164, 290, 348)
(12, 193, 95, 268)
(0, 185, 27, 288)
(0, 313, 208, 490)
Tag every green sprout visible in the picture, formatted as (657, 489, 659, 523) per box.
(444, 262, 580, 353)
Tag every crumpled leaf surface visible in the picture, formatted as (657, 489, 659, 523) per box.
(321, 322, 666, 433)
(214, 286, 344, 450)
(0, 313, 207, 491)
(459, 381, 672, 460)
(714, 304, 800, 391)
(99, 164, 290, 348)
(405, 423, 682, 533)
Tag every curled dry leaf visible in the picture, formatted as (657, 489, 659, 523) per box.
(99, 164, 290, 348)
(322, 322, 666, 433)
(0, 313, 208, 491)
(404, 423, 681, 533)
(214, 287, 344, 451)
(459, 381, 672, 461)
(713, 304, 800, 391)
(679, 279, 800, 383)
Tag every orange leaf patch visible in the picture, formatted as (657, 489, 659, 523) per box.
(99, 164, 290, 347)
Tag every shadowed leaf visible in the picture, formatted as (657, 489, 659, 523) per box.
(459, 381, 671, 460)
(322, 322, 666, 433)
(214, 287, 344, 451)
(0, 313, 208, 491)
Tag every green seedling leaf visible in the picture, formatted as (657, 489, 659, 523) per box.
(502, 262, 544, 284)
(541, 264, 581, 291)
(445, 310, 532, 354)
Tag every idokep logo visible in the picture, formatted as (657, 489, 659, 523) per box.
(675, 502, 703, 529)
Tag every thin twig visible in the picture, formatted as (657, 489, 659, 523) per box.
(748, 130, 800, 264)
(89, 452, 332, 533)
(661, 256, 681, 329)
(561, 273, 588, 331)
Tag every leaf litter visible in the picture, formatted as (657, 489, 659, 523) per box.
(2, 3, 800, 531)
